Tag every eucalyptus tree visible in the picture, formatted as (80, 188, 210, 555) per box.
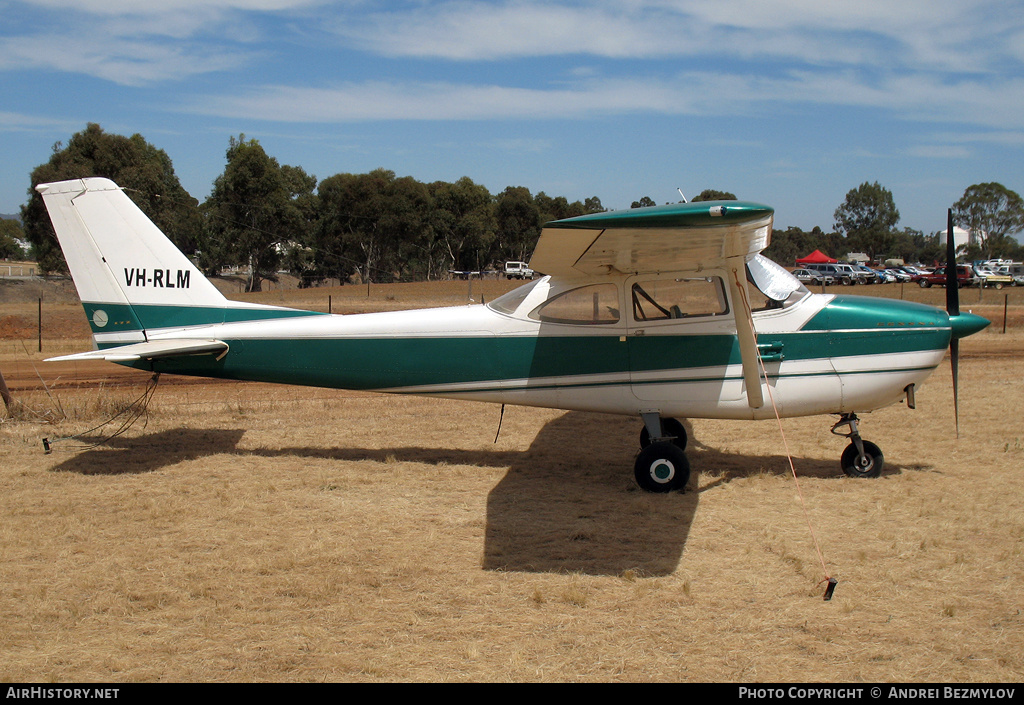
(833, 182, 900, 262)
(691, 189, 737, 201)
(0, 219, 25, 260)
(428, 177, 495, 274)
(22, 123, 199, 274)
(316, 169, 433, 284)
(494, 186, 542, 264)
(203, 136, 315, 292)
(953, 183, 1024, 260)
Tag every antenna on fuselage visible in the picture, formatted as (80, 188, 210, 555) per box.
(677, 188, 688, 203)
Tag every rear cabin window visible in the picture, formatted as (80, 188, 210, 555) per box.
(631, 277, 728, 321)
(488, 279, 542, 315)
(529, 283, 620, 325)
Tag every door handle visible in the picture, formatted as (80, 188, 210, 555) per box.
(757, 342, 785, 362)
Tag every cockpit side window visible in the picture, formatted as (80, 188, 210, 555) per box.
(529, 283, 620, 324)
(631, 277, 728, 321)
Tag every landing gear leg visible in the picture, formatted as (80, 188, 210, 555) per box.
(639, 415, 687, 451)
(831, 413, 884, 478)
(634, 413, 691, 492)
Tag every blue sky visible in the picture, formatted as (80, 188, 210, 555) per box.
(2, 0, 1024, 237)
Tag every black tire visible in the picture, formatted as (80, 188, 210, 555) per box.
(639, 417, 688, 451)
(919, 280, 931, 288)
(840, 441, 884, 478)
(634, 442, 690, 492)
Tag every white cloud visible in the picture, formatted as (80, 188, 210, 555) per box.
(0, 34, 256, 85)
(926, 130, 1024, 147)
(184, 68, 1024, 132)
(326, 0, 1021, 73)
(12, 0, 322, 14)
(0, 0, 282, 84)
(190, 81, 664, 122)
(5, 0, 1022, 96)
(905, 144, 973, 159)
(0, 110, 80, 132)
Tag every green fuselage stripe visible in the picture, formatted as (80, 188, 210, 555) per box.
(83, 302, 326, 341)
(133, 327, 949, 391)
(94, 294, 952, 392)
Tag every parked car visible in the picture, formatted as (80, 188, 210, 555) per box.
(803, 262, 865, 285)
(503, 261, 535, 279)
(983, 275, 1014, 289)
(838, 263, 869, 284)
(973, 265, 1013, 289)
(884, 268, 913, 283)
(916, 265, 979, 288)
(792, 268, 834, 286)
(852, 264, 885, 284)
(899, 265, 931, 278)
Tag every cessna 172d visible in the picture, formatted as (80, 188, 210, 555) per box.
(37, 177, 989, 492)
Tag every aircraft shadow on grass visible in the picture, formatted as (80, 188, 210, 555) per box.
(49, 411, 911, 576)
(47, 428, 248, 476)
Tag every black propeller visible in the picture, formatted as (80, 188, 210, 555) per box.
(946, 208, 960, 437)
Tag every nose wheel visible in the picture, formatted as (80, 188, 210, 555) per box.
(832, 413, 885, 478)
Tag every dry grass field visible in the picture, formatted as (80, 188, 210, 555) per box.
(1, 278, 1022, 682)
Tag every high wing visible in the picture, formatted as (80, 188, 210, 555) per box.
(529, 201, 773, 278)
(530, 201, 775, 409)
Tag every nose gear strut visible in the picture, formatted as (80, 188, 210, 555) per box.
(831, 413, 885, 478)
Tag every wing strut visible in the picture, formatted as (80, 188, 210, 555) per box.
(725, 257, 764, 409)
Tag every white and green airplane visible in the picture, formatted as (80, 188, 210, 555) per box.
(37, 177, 989, 491)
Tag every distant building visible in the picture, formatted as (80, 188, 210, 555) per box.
(937, 225, 973, 250)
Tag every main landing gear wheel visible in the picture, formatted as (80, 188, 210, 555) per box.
(840, 441, 884, 478)
(634, 442, 690, 493)
(639, 417, 688, 451)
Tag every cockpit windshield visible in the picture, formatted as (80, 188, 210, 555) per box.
(746, 254, 808, 309)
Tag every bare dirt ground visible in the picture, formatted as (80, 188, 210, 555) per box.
(1, 279, 1022, 682)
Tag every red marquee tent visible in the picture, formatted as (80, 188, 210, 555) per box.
(795, 249, 837, 265)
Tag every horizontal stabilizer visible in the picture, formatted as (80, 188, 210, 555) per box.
(46, 339, 228, 363)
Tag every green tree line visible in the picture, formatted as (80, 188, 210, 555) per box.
(19, 125, 605, 290)
(19, 125, 1024, 288)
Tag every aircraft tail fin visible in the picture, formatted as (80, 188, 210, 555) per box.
(37, 177, 313, 349)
